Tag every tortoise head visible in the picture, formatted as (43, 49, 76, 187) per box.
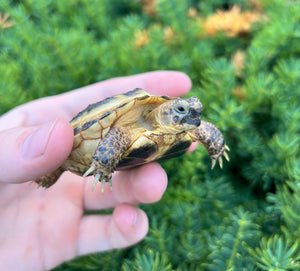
(154, 97, 203, 133)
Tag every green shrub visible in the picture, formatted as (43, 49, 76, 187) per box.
(1, 0, 300, 269)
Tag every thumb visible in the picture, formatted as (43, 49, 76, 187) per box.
(0, 119, 73, 184)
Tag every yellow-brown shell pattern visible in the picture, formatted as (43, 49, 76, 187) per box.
(70, 88, 172, 151)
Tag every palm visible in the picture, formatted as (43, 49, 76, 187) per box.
(0, 175, 84, 269)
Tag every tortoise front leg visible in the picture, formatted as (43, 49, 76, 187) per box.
(83, 126, 130, 192)
(189, 120, 229, 169)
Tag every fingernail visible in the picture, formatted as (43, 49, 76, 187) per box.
(22, 120, 57, 159)
(132, 209, 139, 226)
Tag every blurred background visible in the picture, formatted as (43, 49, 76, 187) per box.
(1, 0, 300, 270)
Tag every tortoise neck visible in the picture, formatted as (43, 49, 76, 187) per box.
(145, 103, 180, 134)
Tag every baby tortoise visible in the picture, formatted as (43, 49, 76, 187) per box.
(35, 88, 229, 192)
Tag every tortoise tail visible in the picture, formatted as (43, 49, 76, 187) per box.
(34, 167, 64, 188)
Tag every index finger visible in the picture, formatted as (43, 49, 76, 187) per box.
(0, 71, 192, 128)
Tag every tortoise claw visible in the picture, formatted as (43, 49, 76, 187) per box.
(92, 173, 101, 191)
(218, 157, 223, 168)
(101, 179, 106, 194)
(84, 166, 112, 193)
(91, 174, 112, 194)
(211, 145, 230, 170)
(108, 179, 113, 191)
(223, 151, 230, 162)
(211, 156, 225, 170)
(83, 166, 96, 177)
(211, 159, 217, 170)
(99, 178, 112, 194)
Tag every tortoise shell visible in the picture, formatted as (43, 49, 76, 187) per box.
(64, 88, 191, 175)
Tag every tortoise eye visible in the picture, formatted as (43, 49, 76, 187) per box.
(175, 105, 188, 114)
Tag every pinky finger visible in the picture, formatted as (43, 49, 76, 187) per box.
(77, 203, 148, 256)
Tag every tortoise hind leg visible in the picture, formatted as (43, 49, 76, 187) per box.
(189, 120, 229, 169)
(34, 167, 64, 188)
(83, 126, 131, 193)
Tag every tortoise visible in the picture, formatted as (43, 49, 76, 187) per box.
(35, 88, 229, 192)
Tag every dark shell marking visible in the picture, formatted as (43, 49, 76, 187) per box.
(117, 138, 191, 169)
(73, 126, 81, 136)
(116, 142, 158, 169)
(114, 102, 129, 110)
(71, 97, 115, 122)
(126, 142, 158, 159)
(82, 119, 98, 130)
(137, 95, 150, 101)
(161, 95, 171, 100)
(99, 110, 112, 120)
(124, 88, 143, 96)
(160, 139, 191, 160)
(117, 157, 149, 169)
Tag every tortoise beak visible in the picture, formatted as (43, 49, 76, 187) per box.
(189, 108, 201, 118)
(180, 108, 201, 127)
(180, 106, 202, 127)
(184, 118, 201, 126)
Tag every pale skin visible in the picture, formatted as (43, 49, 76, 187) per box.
(0, 71, 193, 270)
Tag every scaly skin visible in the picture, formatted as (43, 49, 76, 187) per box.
(83, 127, 130, 192)
(189, 120, 230, 169)
(34, 167, 64, 188)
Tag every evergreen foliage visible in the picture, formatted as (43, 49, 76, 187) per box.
(1, 0, 300, 269)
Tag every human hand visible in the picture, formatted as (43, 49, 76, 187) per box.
(0, 71, 192, 270)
